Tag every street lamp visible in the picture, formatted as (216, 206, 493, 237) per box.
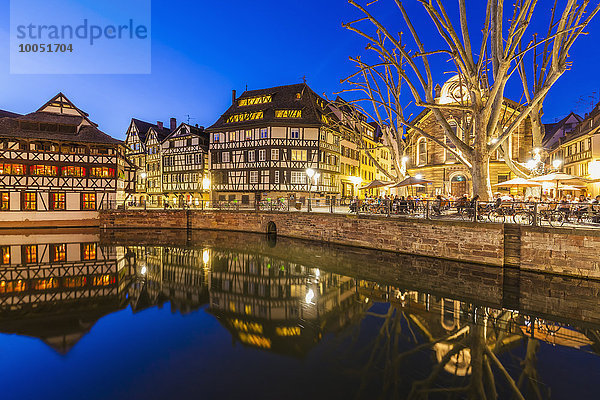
(552, 159, 563, 170)
(306, 168, 320, 211)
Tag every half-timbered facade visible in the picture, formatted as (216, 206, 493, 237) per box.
(161, 123, 210, 207)
(124, 118, 172, 206)
(549, 103, 600, 196)
(0, 93, 133, 227)
(208, 83, 342, 204)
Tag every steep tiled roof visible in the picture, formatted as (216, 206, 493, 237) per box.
(543, 112, 583, 145)
(207, 83, 330, 131)
(0, 109, 21, 118)
(131, 118, 172, 143)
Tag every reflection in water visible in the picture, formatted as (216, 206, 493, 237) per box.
(0, 229, 599, 399)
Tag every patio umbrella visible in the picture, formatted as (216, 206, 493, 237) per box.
(389, 176, 433, 188)
(530, 172, 589, 197)
(493, 177, 542, 187)
(359, 179, 393, 190)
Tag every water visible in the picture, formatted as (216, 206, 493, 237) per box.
(0, 228, 599, 399)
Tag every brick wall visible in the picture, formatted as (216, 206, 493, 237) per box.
(521, 226, 600, 280)
(100, 210, 505, 266)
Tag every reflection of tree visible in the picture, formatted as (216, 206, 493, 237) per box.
(335, 285, 552, 400)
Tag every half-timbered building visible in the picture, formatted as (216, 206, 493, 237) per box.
(208, 83, 342, 205)
(161, 123, 210, 207)
(124, 118, 172, 206)
(0, 93, 133, 227)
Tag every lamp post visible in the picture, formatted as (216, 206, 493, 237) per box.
(306, 168, 320, 211)
(552, 159, 563, 171)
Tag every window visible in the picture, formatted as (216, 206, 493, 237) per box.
(0, 164, 26, 175)
(23, 245, 37, 264)
(0, 193, 9, 211)
(222, 152, 230, 163)
(250, 171, 259, 184)
(290, 128, 300, 139)
(275, 109, 302, 118)
(81, 243, 97, 261)
(22, 192, 36, 210)
(260, 128, 268, 139)
(417, 138, 427, 166)
(238, 95, 272, 107)
(89, 167, 115, 178)
(497, 174, 510, 184)
(81, 193, 96, 210)
(291, 171, 306, 184)
(291, 149, 307, 161)
(245, 130, 253, 140)
(50, 244, 67, 262)
(258, 149, 266, 161)
(226, 111, 263, 124)
(271, 149, 279, 161)
(261, 170, 269, 183)
(30, 165, 58, 176)
(1, 246, 10, 265)
(214, 133, 221, 143)
(248, 151, 256, 162)
(61, 166, 86, 177)
(50, 192, 66, 210)
(274, 171, 280, 184)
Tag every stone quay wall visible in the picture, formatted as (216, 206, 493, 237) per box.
(99, 210, 600, 279)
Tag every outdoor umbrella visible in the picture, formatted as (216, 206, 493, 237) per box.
(359, 179, 393, 190)
(492, 177, 542, 187)
(530, 172, 589, 197)
(389, 176, 433, 188)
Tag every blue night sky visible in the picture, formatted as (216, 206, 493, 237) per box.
(1, 0, 600, 140)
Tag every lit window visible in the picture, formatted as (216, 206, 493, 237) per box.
(275, 109, 302, 119)
(50, 192, 66, 210)
(248, 151, 256, 162)
(250, 171, 259, 184)
(1, 246, 10, 265)
(30, 165, 57, 176)
(61, 166, 86, 177)
(271, 149, 279, 161)
(81, 243, 97, 261)
(50, 244, 67, 262)
(261, 170, 269, 183)
(238, 95, 272, 107)
(291, 150, 307, 161)
(23, 245, 37, 264)
(274, 171, 280, 184)
(89, 167, 115, 178)
(0, 164, 26, 175)
(82, 193, 96, 210)
(0, 193, 9, 211)
(226, 111, 264, 124)
(22, 192, 36, 210)
(222, 152, 230, 163)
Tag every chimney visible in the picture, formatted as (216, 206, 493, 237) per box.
(232, 89, 237, 105)
(170, 117, 177, 131)
(157, 121, 163, 130)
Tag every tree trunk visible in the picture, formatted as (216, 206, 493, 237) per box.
(471, 122, 492, 201)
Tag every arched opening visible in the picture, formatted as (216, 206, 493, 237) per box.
(450, 175, 468, 198)
(266, 221, 277, 235)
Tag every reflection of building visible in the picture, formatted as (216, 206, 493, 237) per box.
(208, 83, 342, 204)
(208, 249, 363, 356)
(406, 76, 533, 197)
(0, 93, 134, 227)
(0, 230, 131, 353)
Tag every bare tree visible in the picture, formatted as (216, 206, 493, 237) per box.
(342, 0, 599, 199)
